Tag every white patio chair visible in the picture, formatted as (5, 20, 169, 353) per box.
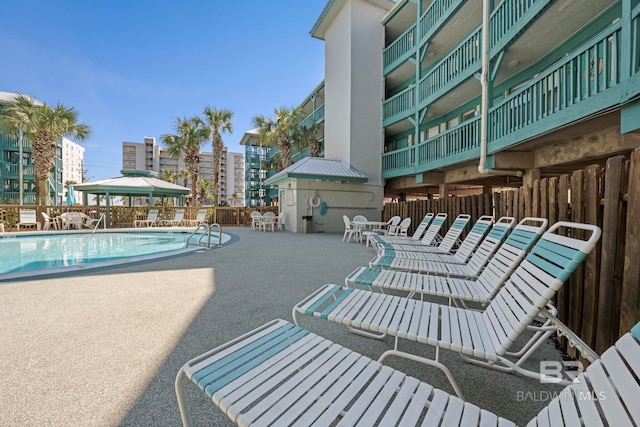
(17, 209, 41, 231)
(260, 212, 276, 232)
(342, 215, 358, 242)
(250, 211, 262, 230)
(396, 217, 411, 236)
(274, 212, 284, 231)
(163, 209, 185, 226)
(41, 212, 61, 231)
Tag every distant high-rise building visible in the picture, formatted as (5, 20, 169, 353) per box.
(122, 136, 244, 206)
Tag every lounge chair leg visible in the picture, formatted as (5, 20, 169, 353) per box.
(379, 345, 465, 399)
(175, 366, 192, 427)
(346, 325, 387, 339)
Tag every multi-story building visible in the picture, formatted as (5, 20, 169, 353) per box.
(62, 136, 85, 202)
(122, 136, 245, 206)
(370, 0, 640, 198)
(240, 82, 326, 208)
(0, 91, 67, 205)
(239, 129, 270, 208)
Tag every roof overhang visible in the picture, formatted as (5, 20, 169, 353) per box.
(264, 157, 368, 186)
(310, 0, 395, 40)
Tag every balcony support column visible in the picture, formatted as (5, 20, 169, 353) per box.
(439, 183, 449, 198)
(523, 169, 541, 189)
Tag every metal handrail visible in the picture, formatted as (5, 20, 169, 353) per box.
(186, 223, 222, 248)
(186, 224, 211, 248)
(91, 213, 106, 234)
(209, 223, 223, 246)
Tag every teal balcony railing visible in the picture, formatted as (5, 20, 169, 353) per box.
(384, 0, 550, 124)
(383, 24, 416, 70)
(383, 21, 627, 178)
(382, 145, 416, 176)
(489, 22, 621, 148)
(300, 104, 325, 129)
(383, 86, 416, 125)
(419, 0, 464, 41)
(2, 163, 35, 177)
(1, 192, 36, 205)
(418, 117, 481, 168)
(418, 27, 482, 106)
(489, 0, 552, 54)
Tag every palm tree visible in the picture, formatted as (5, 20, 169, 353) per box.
(196, 179, 214, 205)
(252, 106, 301, 171)
(161, 169, 177, 183)
(1, 95, 91, 205)
(161, 116, 209, 205)
(228, 192, 239, 206)
(201, 106, 233, 205)
(178, 168, 190, 188)
(295, 120, 323, 158)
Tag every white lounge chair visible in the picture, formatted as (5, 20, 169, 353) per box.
(369, 217, 514, 279)
(347, 217, 548, 306)
(293, 221, 602, 398)
(133, 209, 159, 227)
(175, 318, 637, 426)
(371, 213, 471, 253)
(184, 209, 207, 227)
(369, 213, 434, 246)
(17, 209, 41, 231)
(160, 209, 184, 226)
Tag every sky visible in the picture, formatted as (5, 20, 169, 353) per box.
(1, 0, 327, 181)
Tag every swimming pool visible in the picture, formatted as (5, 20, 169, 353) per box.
(0, 230, 229, 280)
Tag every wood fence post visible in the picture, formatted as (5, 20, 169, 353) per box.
(596, 156, 626, 352)
(621, 148, 640, 335)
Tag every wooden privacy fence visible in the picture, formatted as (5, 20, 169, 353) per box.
(383, 148, 640, 355)
(0, 205, 277, 230)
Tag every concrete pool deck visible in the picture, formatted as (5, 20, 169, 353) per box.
(0, 227, 564, 426)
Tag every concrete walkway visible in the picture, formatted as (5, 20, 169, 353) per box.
(0, 227, 563, 426)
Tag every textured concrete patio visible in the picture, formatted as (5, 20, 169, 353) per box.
(0, 227, 564, 426)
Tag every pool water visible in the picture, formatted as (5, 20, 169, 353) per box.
(0, 231, 222, 279)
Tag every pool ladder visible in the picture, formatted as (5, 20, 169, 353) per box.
(186, 223, 222, 248)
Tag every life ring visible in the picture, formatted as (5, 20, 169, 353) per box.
(310, 194, 322, 209)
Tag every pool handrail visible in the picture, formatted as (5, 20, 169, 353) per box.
(186, 223, 222, 248)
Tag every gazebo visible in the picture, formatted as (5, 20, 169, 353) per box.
(73, 170, 191, 225)
(73, 170, 191, 206)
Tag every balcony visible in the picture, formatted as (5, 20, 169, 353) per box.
(2, 163, 35, 177)
(383, 19, 634, 178)
(383, 0, 556, 125)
